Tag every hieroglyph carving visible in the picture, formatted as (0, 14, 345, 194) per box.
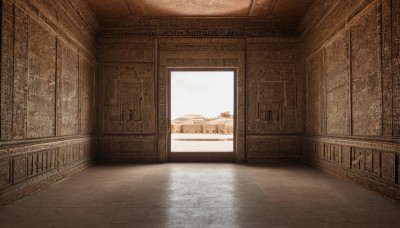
(324, 31, 350, 135)
(393, 0, 400, 136)
(80, 57, 96, 134)
(102, 63, 155, 133)
(27, 19, 57, 138)
(57, 41, 79, 136)
(306, 50, 324, 134)
(247, 64, 297, 133)
(0, 0, 97, 205)
(350, 4, 382, 136)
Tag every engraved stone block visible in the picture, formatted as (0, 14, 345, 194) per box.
(0, 159, 11, 188)
(13, 156, 27, 183)
(381, 152, 396, 182)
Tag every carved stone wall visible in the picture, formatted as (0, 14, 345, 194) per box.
(301, 0, 400, 201)
(97, 38, 157, 162)
(246, 38, 301, 162)
(97, 35, 301, 162)
(0, 0, 98, 205)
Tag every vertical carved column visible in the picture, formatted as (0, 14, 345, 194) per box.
(1, 0, 14, 140)
(157, 40, 168, 162)
(236, 53, 246, 162)
(393, 0, 400, 136)
(13, 6, 29, 139)
(381, 0, 393, 136)
(306, 49, 324, 134)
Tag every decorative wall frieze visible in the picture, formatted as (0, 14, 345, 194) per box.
(303, 136, 400, 154)
(0, 136, 96, 157)
(0, 158, 93, 206)
(99, 18, 299, 38)
(100, 28, 297, 38)
(302, 135, 400, 202)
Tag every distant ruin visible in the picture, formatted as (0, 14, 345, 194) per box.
(172, 112, 234, 134)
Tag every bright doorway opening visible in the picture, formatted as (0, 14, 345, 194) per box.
(170, 71, 235, 153)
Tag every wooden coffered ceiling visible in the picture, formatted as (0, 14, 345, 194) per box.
(84, 0, 316, 19)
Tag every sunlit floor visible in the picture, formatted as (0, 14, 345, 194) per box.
(1, 163, 400, 227)
(171, 134, 233, 152)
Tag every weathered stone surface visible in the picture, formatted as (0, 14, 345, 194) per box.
(57, 41, 79, 136)
(247, 136, 300, 162)
(13, 6, 29, 140)
(80, 57, 95, 134)
(102, 63, 155, 133)
(27, 19, 57, 138)
(99, 135, 157, 162)
(351, 4, 382, 136)
(393, 0, 400, 136)
(325, 30, 350, 135)
(306, 49, 324, 134)
(247, 63, 297, 133)
(381, 152, 396, 183)
(1, 0, 16, 140)
(0, 159, 12, 189)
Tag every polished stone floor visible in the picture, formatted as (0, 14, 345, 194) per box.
(1, 163, 400, 228)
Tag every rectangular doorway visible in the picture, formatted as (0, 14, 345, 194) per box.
(168, 70, 236, 162)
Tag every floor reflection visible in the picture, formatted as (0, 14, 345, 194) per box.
(1, 163, 400, 227)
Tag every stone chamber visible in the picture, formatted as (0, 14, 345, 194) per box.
(0, 0, 400, 220)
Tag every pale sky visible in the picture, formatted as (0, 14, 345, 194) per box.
(171, 71, 234, 120)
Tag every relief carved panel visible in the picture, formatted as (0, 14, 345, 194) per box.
(393, 0, 400, 136)
(13, 6, 29, 139)
(57, 41, 79, 136)
(101, 63, 155, 133)
(324, 30, 350, 135)
(351, 148, 381, 177)
(12, 155, 28, 183)
(306, 50, 324, 134)
(247, 64, 297, 133)
(27, 19, 57, 138)
(381, 152, 396, 183)
(0, 159, 12, 189)
(80, 57, 95, 134)
(350, 4, 382, 136)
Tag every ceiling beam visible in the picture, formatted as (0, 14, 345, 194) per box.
(267, 0, 277, 16)
(122, 0, 133, 17)
(249, 0, 256, 16)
